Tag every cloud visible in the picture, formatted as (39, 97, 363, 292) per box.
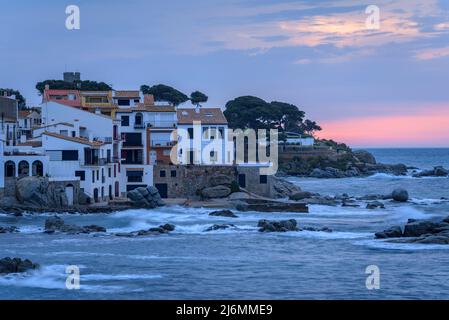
(414, 46, 449, 60)
(434, 22, 449, 31)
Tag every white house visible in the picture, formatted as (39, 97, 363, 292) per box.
(18, 109, 41, 138)
(285, 132, 315, 146)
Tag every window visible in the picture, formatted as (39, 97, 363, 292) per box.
(160, 170, 166, 178)
(92, 170, 95, 183)
(71, 131, 76, 137)
(122, 132, 142, 146)
(121, 116, 130, 126)
(62, 150, 78, 161)
(170, 170, 176, 178)
(218, 127, 224, 138)
(108, 168, 111, 178)
(134, 99, 140, 103)
(260, 175, 268, 184)
(127, 170, 143, 183)
(75, 171, 85, 181)
(60, 130, 68, 136)
(210, 151, 217, 161)
(135, 113, 143, 126)
(96, 170, 99, 181)
(187, 128, 194, 139)
(117, 99, 130, 106)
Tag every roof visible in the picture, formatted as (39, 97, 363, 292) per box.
(44, 89, 82, 107)
(18, 110, 33, 118)
(177, 108, 228, 125)
(43, 131, 105, 147)
(114, 90, 140, 98)
(17, 140, 42, 147)
(33, 122, 74, 131)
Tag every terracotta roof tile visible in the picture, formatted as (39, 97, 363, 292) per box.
(114, 90, 140, 98)
(177, 108, 228, 125)
(43, 131, 105, 147)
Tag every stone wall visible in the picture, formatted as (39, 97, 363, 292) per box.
(236, 166, 272, 198)
(3, 178, 17, 197)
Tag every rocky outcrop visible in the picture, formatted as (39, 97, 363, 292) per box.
(44, 216, 106, 234)
(270, 177, 302, 198)
(204, 224, 236, 232)
(0, 257, 39, 274)
(0, 226, 19, 234)
(366, 201, 385, 209)
(413, 166, 449, 178)
(302, 226, 333, 232)
(209, 210, 238, 218)
(375, 217, 449, 244)
(258, 219, 299, 232)
(127, 186, 165, 208)
(236, 199, 308, 213)
(15, 177, 70, 209)
(392, 188, 409, 202)
(201, 185, 232, 199)
(289, 191, 312, 201)
(353, 150, 377, 164)
(209, 174, 233, 187)
(114, 224, 175, 237)
(228, 192, 250, 200)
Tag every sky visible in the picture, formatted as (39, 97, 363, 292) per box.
(1, 0, 449, 147)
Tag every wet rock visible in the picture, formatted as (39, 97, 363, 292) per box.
(366, 201, 385, 210)
(15, 176, 70, 209)
(403, 220, 446, 237)
(270, 177, 302, 198)
(375, 226, 403, 239)
(237, 199, 308, 212)
(413, 166, 449, 178)
(228, 192, 250, 200)
(258, 219, 299, 232)
(209, 210, 238, 218)
(209, 174, 233, 187)
(289, 191, 312, 201)
(201, 186, 231, 199)
(0, 226, 19, 234)
(302, 226, 333, 233)
(44, 216, 106, 234)
(353, 150, 377, 164)
(0, 257, 39, 274)
(204, 224, 236, 232)
(392, 188, 409, 202)
(115, 224, 175, 237)
(127, 186, 165, 208)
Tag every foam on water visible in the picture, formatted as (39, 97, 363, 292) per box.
(354, 239, 449, 251)
(277, 230, 373, 240)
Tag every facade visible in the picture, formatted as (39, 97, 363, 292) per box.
(18, 110, 41, 139)
(285, 132, 315, 146)
(0, 95, 19, 146)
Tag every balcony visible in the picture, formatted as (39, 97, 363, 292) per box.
(146, 121, 177, 129)
(83, 158, 110, 166)
(151, 140, 176, 147)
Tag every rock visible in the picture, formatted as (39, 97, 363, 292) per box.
(228, 192, 250, 200)
(209, 210, 238, 218)
(375, 226, 402, 239)
(403, 220, 445, 237)
(270, 177, 301, 198)
(392, 188, 409, 202)
(302, 226, 333, 232)
(0, 257, 39, 274)
(413, 166, 449, 178)
(353, 150, 377, 164)
(366, 201, 385, 209)
(209, 174, 233, 187)
(115, 224, 175, 237)
(0, 226, 19, 234)
(44, 216, 106, 234)
(204, 224, 236, 232)
(201, 186, 231, 199)
(258, 219, 299, 232)
(237, 199, 308, 212)
(15, 176, 70, 209)
(127, 186, 165, 208)
(289, 191, 312, 201)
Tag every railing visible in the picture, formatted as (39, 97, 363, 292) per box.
(121, 160, 144, 165)
(93, 137, 113, 144)
(146, 121, 176, 128)
(151, 140, 176, 147)
(83, 158, 110, 166)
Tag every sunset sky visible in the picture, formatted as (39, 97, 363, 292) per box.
(1, 0, 449, 147)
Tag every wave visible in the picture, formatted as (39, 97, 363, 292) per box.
(367, 173, 414, 179)
(276, 230, 373, 240)
(354, 239, 449, 251)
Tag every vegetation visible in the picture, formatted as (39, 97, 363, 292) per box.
(140, 84, 189, 106)
(190, 91, 208, 107)
(230, 181, 241, 193)
(223, 96, 321, 137)
(35, 80, 112, 94)
(0, 88, 26, 109)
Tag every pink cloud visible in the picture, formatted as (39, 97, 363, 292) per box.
(318, 106, 449, 147)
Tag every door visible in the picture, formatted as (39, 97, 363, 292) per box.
(155, 183, 168, 199)
(189, 151, 194, 164)
(238, 174, 246, 188)
(65, 186, 74, 206)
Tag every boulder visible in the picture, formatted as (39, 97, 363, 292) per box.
(115, 224, 175, 237)
(258, 219, 299, 232)
(413, 166, 449, 178)
(353, 150, 377, 164)
(228, 192, 250, 200)
(289, 191, 312, 201)
(0, 226, 19, 234)
(209, 210, 238, 218)
(0, 257, 39, 274)
(302, 226, 333, 232)
(366, 201, 385, 209)
(209, 174, 233, 187)
(127, 186, 165, 208)
(270, 177, 301, 198)
(403, 220, 446, 237)
(392, 188, 409, 202)
(201, 186, 231, 199)
(204, 224, 236, 232)
(15, 176, 70, 208)
(375, 226, 403, 239)
(44, 216, 106, 234)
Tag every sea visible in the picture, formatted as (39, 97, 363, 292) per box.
(0, 148, 449, 300)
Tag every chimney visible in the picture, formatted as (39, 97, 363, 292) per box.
(195, 104, 201, 114)
(144, 94, 154, 105)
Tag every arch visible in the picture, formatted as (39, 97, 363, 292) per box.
(18, 160, 30, 177)
(32, 160, 44, 176)
(4, 161, 15, 177)
(93, 188, 99, 203)
(135, 112, 143, 126)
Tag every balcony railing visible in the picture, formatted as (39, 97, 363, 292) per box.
(83, 158, 110, 166)
(146, 121, 177, 128)
(151, 140, 176, 147)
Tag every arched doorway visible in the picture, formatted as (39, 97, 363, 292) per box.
(93, 188, 99, 203)
(18, 161, 29, 178)
(4, 161, 15, 177)
(32, 160, 44, 176)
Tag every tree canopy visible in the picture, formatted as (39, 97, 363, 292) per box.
(190, 91, 208, 106)
(224, 96, 316, 136)
(140, 84, 189, 106)
(36, 80, 112, 94)
(0, 88, 26, 109)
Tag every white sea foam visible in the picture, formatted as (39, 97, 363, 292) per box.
(354, 239, 449, 251)
(276, 230, 373, 240)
